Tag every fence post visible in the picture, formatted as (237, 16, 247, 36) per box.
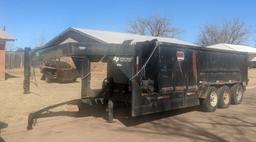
(24, 47, 31, 94)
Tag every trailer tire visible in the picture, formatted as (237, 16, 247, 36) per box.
(201, 86, 218, 112)
(217, 86, 231, 108)
(231, 84, 244, 105)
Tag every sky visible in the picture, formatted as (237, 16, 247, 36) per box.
(1, 0, 256, 49)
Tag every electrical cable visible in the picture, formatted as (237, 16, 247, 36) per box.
(129, 43, 158, 80)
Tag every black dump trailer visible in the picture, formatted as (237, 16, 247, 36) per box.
(35, 39, 248, 121)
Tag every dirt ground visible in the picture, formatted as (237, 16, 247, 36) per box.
(0, 69, 256, 142)
(0, 69, 80, 124)
(248, 68, 256, 87)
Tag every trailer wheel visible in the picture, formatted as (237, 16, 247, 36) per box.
(217, 86, 231, 108)
(231, 84, 244, 105)
(201, 86, 218, 112)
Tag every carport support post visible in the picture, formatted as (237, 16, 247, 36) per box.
(81, 57, 90, 99)
(23, 47, 31, 94)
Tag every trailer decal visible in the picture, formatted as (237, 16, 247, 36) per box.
(176, 51, 185, 61)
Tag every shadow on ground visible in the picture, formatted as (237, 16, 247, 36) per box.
(115, 114, 256, 142)
(5, 73, 18, 79)
(0, 121, 8, 142)
(27, 99, 106, 130)
(27, 99, 201, 129)
(26, 99, 256, 142)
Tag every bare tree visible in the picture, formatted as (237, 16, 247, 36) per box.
(198, 19, 250, 46)
(127, 16, 181, 38)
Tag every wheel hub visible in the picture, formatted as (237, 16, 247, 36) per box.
(210, 92, 218, 107)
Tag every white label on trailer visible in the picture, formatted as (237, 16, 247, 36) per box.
(78, 46, 87, 50)
(113, 56, 133, 62)
(176, 51, 185, 61)
(113, 56, 120, 62)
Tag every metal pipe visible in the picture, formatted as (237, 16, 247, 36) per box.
(24, 47, 31, 94)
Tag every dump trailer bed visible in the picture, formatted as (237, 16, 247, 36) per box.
(130, 41, 247, 116)
(34, 40, 248, 121)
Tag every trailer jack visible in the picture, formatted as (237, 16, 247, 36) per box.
(107, 99, 114, 123)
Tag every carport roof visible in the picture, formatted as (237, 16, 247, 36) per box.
(207, 43, 256, 54)
(0, 29, 15, 41)
(43, 27, 199, 48)
(73, 28, 198, 46)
